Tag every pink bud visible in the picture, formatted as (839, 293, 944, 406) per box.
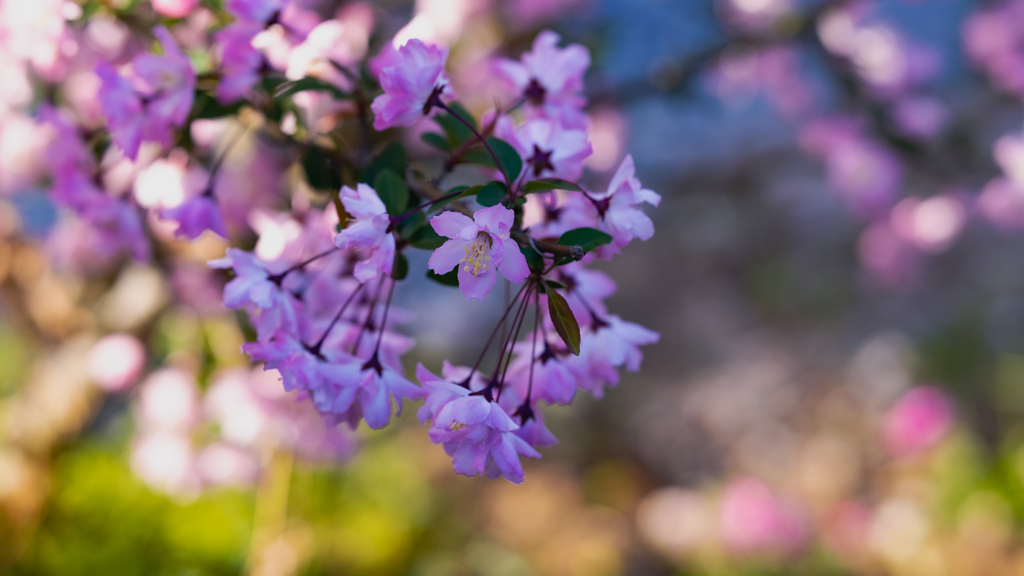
(883, 385, 954, 457)
(151, 0, 198, 18)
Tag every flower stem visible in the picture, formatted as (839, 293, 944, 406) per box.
(435, 101, 511, 189)
(267, 247, 340, 286)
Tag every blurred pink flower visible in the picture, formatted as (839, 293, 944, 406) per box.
(883, 385, 954, 457)
(334, 183, 395, 282)
(719, 477, 808, 556)
(151, 0, 199, 18)
(88, 333, 146, 392)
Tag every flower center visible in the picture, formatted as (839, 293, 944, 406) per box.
(461, 232, 492, 276)
(449, 421, 465, 431)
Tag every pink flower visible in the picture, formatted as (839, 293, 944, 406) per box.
(586, 154, 661, 255)
(370, 39, 451, 130)
(151, 0, 198, 18)
(334, 183, 395, 282)
(208, 248, 298, 337)
(416, 364, 541, 483)
(570, 315, 659, 398)
(497, 116, 592, 181)
(161, 194, 228, 239)
(227, 0, 285, 23)
(96, 27, 195, 159)
(96, 62, 145, 160)
(215, 22, 265, 103)
(318, 357, 423, 430)
(494, 30, 590, 127)
(720, 478, 808, 556)
(428, 205, 530, 300)
(88, 333, 146, 391)
(883, 386, 954, 457)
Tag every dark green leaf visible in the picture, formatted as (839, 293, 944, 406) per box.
(486, 137, 523, 182)
(524, 178, 585, 194)
(391, 253, 409, 280)
(545, 280, 568, 290)
(398, 211, 426, 236)
(373, 169, 409, 217)
(363, 142, 407, 185)
(461, 148, 496, 168)
(557, 227, 613, 253)
(433, 185, 481, 211)
(434, 102, 476, 145)
(410, 225, 446, 250)
(427, 269, 460, 287)
(302, 146, 343, 191)
(273, 77, 348, 99)
(476, 182, 507, 207)
(547, 289, 581, 355)
(521, 246, 543, 273)
(191, 92, 244, 119)
(421, 132, 450, 151)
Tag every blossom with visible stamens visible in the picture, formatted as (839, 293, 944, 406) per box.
(428, 205, 530, 300)
(416, 364, 541, 483)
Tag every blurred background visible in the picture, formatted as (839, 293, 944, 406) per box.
(4, 0, 1024, 574)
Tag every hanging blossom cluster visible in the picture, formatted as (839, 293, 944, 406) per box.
(2, 0, 658, 485)
(208, 22, 660, 483)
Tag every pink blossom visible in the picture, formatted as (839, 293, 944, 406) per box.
(494, 30, 589, 127)
(96, 62, 146, 160)
(88, 333, 146, 392)
(161, 195, 228, 239)
(151, 0, 199, 18)
(370, 39, 451, 130)
(719, 477, 808, 556)
(227, 0, 285, 23)
(416, 364, 541, 483)
(585, 154, 661, 255)
(334, 183, 395, 282)
(428, 205, 530, 300)
(317, 357, 423, 430)
(883, 385, 954, 457)
(208, 248, 298, 337)
(570, 315, 659, 398)
(215, 22, 265, 103)
(497, 116, 592, 182)
(96, 27, 195, 159)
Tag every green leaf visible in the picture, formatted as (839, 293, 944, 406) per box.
(486, 137, 523, 182)
(545, 280, 568, 290)
(547, 289, 581, 356)
(410, 225, 446, 250)
(421, 132, 450, 151)
(273, 77, 348, 99)
(434, 102, 476, 145)
(461, 148, 496, 168)
(521, 246, 543, 273)
(476, 182, 507, 207)
(427, 269, 459, 287)
(398, 211, 426, 236)
(557, 227, 613, 253)
(524, 178, 585, 194)
(373, 169, 409, 217)
(433, 185, 481, 211)
(391, 253, 409, 280)
(363, 142, 407, 185)
(302, 146, 342, 191)
(191, 92, 244, 119)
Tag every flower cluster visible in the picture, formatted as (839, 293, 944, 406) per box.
(205, 28, 660, 484)
(1, 0, 660, 488)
